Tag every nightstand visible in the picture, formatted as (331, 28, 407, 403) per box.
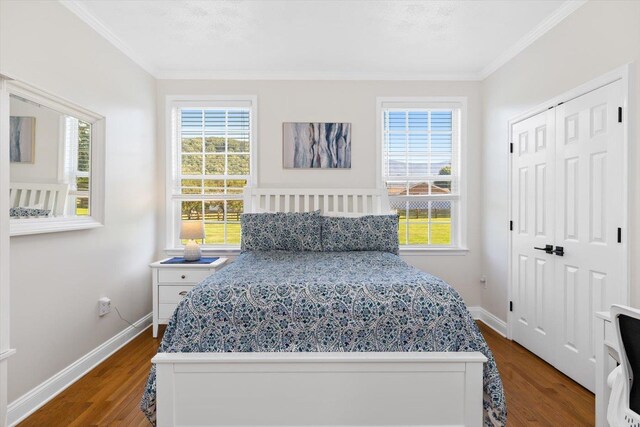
(150, 257, 228, 338)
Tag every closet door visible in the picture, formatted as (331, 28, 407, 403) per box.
(510, 109, 557, 365)
(553, 80, 625, 392)
(510, 79, 626, 392)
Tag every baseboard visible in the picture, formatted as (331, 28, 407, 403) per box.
(7, 313, 152, 426)
(469, 306, 507, 337)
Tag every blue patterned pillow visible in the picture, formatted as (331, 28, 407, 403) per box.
(321, 215, 399, 255)
(241, 211, 322, 252)
(10, 207, 51, 218)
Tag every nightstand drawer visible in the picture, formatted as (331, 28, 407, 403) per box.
(158, 269, 210, 284)
(159, 303, 179, 319)
(159, 285, 194, 304)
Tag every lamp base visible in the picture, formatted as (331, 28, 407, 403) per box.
(184, 240, 202, 261)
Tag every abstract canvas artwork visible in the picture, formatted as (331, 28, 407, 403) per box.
(283, 122, 351, 169)
(10, 116, 35, 163)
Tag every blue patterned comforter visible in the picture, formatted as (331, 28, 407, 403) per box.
(141, 251, 506, 426)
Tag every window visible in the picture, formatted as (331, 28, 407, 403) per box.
(379, 98, 465, 249)
(63, 117, 91, 216)
(168, 97, 256, 248)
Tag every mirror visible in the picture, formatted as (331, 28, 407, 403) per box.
(5, 80, 104, 236)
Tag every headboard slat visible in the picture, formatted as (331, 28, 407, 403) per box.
(18, 190, 27, 207)
(244, 188, 391, 215)
(9, 183, 69, 216)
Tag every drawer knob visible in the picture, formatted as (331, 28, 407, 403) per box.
(179, 291, 188, 296)
(181, 275, 186, 279)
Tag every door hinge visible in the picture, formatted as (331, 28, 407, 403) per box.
(509, 142, 513, 154)
(509, 220, 513, 231)
(618, 107, 623, 123)
(509, 301, 513, 312)
(618, 227, 622, 243)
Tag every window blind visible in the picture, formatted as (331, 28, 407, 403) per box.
(382, 106, 460, 246)
(172, 106, 253, 246)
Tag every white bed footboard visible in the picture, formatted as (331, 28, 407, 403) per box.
(153, 352, 487, 427)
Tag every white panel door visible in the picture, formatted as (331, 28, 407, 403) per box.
(510, 80, 625, 392)
(553, 80, 624, 392)
(511, 109, 556, 365)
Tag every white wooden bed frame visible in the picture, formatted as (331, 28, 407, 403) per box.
(152, 188, 487, 427)
(9, 182, 68, 216)
(242, 187, 391, 215)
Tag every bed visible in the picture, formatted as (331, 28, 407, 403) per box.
(141, 188, 506, 427)
(9, 182, 68, 216)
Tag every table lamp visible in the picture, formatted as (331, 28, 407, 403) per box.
(181, 220, 205, 261)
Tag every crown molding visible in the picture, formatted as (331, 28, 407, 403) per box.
(478, 0, 587, 80)
(154, 70, 481, 81)
(58, 0, 157, 77)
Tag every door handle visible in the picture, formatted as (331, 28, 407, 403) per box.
(553, 246, 564, 256)
(534, 244, 554, 254)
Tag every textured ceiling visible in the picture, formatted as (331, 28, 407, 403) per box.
(65, 0, 581, 79)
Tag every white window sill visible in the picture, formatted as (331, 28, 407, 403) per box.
(10, 217, 103, 237)
(399, 247, 469, 256)
(165, 247, 469, 257)
(165, 247, 241, 257)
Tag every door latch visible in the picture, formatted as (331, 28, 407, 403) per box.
(553, 246, 564, 256)
(534, 244, 554, 254)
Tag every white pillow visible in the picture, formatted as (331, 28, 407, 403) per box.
(322, 211, 370, 218)
(23, 202, 44, 209)
(254, 207, 276, 214)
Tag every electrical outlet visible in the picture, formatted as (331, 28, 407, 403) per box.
(99, 297, 111, 316)
(480, 275, 487, 289)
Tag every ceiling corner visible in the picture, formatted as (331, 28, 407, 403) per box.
(478, 0, 588, 81)
(58, 0, 158, 77)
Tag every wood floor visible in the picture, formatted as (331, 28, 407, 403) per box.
(480, 324, 594, 426)
(18, 322, 595, 426)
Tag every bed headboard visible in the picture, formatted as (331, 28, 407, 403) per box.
(9, 182, 69, 216)
(243, 187, 391, 215)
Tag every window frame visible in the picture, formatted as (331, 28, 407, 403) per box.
(60, 116, 91, 216)
(165, 95, 258, 252)
(376, 97, 468, 254)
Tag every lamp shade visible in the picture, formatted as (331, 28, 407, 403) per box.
(180, 220, 205, 240)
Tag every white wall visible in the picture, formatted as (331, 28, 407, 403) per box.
(9, 98, 60, 184)
(1, 1, 157, 402)
(157, 80, 485, 306)
(481, 0, 640, 320)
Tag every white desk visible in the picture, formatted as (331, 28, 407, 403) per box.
(595, 311, 620, 427)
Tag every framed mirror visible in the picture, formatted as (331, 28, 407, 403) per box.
(4, 80, 105, 236)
